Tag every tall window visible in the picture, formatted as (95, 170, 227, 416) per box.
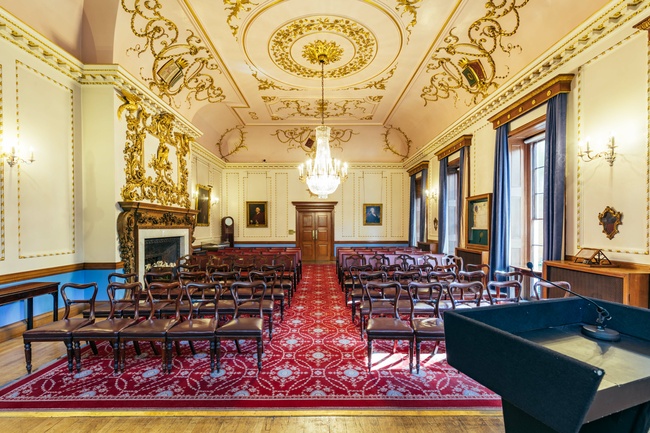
(444, 161, 460, 254)
(509, 119, 545, 268)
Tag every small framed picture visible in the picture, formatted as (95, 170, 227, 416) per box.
(247, 201, 268, 227)
(195, 184, 211, 227)
(363, 204, 382, 226)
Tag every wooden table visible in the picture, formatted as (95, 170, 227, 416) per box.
(0, 282, 60, 329)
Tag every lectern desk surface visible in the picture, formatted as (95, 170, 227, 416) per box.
(517, 325, 650, 424)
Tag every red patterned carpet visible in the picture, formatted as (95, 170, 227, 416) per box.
(0, 264, 500, 411)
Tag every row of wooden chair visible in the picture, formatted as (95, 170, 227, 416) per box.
(22, 269, 284, 374)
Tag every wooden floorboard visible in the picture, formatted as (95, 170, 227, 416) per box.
(0, 310, 504, 432)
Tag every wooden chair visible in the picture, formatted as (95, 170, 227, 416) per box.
(487, 270, 524, 304)
(262, 264, 292, 308)
(367, 253, 389, 271)
(532, 280, 572, 300)
(72, 281, 141, 373)
(394, 254, 416, 271)
(23, 282, 98, 373)
(83, 272, 138, 319)
(215, 280, 267, 371)
(175, 254, 201, 273)
(273, 254, 297, 293)
(165, 281, 221, 372)
(365, 281, 414, 372)
(118, 281, 181, 372)
(447, 281, 487, 308)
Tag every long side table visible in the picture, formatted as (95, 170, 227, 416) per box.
(0, 282, 60, 329)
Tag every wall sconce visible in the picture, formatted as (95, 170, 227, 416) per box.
(578, 135, 616, 166)
(425, 188, 438, 203)
(0, 144, 35, 167)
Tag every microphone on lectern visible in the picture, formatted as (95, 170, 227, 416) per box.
(526, 262, 620, 342)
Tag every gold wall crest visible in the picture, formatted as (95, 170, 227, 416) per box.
(598, 206, 622, 240)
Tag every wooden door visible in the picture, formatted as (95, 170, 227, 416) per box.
(293, 201, 337, 262)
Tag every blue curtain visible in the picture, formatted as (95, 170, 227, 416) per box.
(438, 157, 448, 254)
(544, 94, 567, 261)
(419, 168, 428, 243)
(489, 124, 510, 279)
(408, 174, 417, 246)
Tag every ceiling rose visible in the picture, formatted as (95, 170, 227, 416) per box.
(270, 16, 376, 79)
(302, 40, 343, 65)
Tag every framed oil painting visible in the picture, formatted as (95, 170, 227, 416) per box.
(466, 193, 491, 250)
(195, 184, 211, 227)
(363, 204, 382, 226)
(247, 201, 268, 227)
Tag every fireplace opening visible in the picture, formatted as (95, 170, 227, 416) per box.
(144, 236, 181, 271)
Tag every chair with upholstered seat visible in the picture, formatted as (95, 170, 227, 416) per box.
(365, 281, 414, 372)
(346, 264, 373, 316)
(215, 280, 266, 371)
(23, 282, 98, 373)
(273, 254, 298, 292)
(394, 254, 416, 271)
(118, 281, 181, 372)
(262, 264, 292, 309)
(367, 253, 389, 271)
(411, 314, 445, 374)
(246, 270, 279, 335)
(447, 281, 487, 308)
(165, 281, 221, 372)
(72, 281, 141, 373)
(175, 254, 201, 273)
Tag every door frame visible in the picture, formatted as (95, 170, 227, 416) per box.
(292, 201, 337, 261)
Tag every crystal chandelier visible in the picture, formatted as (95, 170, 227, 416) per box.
(298, 54, 348, 199)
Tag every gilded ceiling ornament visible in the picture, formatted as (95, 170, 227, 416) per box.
(250, 68, 301, 91)
(117, 91, 191, 208)
(272, 127, 356, 156)
(347, 65, 397, 90)
(121, 0, 226, 108)
(266, 97, 379, 121)
(216, 125, 247, 162)
(270, 17, 376, 79)
(302, 40, 344, 65)
(395, 0, 422, 39)
(223, 0, 258, 38)
(382, 125, 412, 162)
(421, 0, 530, 106)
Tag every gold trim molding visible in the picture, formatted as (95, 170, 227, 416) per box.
(272, 127, 356, 156)
(435, 135, 472, 161)
(487, 74, 574, 129)
(117, 91, 192, 208)
(407, 161, 429, 177)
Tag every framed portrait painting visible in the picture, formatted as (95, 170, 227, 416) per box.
(195, 184, 211, 227)
(466, 193, 491, 250)
(363, 203, 382, 226)
(247, 201, 268, 227)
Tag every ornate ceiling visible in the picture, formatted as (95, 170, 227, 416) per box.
(0, 0, 612, 163)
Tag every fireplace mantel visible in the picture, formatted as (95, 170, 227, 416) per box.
(117, 201, 199, 274)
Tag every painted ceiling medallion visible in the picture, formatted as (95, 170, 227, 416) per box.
(302, 40, 343, 65)
(270, 16, 376, 79)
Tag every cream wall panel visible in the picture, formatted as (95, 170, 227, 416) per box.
(389, 171, 406, 239)
(16, 61, 75, 258)
(192, 157, 213, 241)
(339, 172, 356, 238)
(224, 171, 242, 238)
(81, 85, 123, 263)
(242, 172, 272, 238)
(359, 171, 386, 239)
(0, 64, 4, 262)
(274, 172, 290, 238)
(574, 34, 649, 259)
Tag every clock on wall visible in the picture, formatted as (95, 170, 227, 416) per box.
(221, 216, 234, 247)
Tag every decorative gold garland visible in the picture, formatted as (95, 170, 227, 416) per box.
(223, 0, 258, 38)
(216, 125, 248, 162)
(382, 125, 412, 161)
(395, 0, 422, 40)
(267, 97, 381, 121)
(121, 0, 226, 108)
(421, 0, 530, 106)
(117, 91, 191, 208)
(346, 65, 397, 91)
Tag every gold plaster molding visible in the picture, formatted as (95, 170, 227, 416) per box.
(382, 125, 412, 162)
(395, 0, 423, 40)
(0, 63, 3, 261)
(117, 91, 192, 208)
(223, 0, 259, 38)
(271, 126, 356, 156)
(216, 125, 248, 162)
(265, 97, 381, 121)
(270, 16, 377, 79)
(407, 0, 650, 167)
(434, 135, 473, 161)
(121, 0, 226, 108)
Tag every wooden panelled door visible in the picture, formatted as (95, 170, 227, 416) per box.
(293, 201, 336, 262)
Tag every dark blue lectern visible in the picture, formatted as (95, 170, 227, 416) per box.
(444, 298, 650, 433)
